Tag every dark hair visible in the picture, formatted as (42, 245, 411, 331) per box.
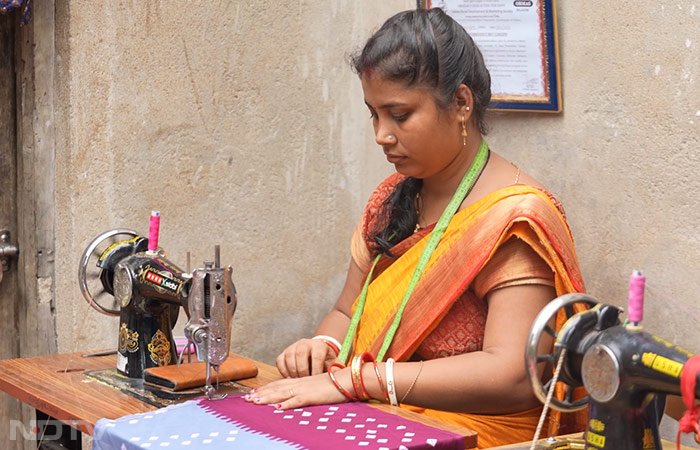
(352, 8, 491, 256)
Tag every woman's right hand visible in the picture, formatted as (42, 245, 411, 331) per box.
(276, 338, 339, 378)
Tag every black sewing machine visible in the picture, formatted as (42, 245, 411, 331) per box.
(78, 214, 237, 398)
(525, 288, 699, 449)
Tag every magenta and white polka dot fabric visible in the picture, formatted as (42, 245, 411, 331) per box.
(94, 394, 464, 450)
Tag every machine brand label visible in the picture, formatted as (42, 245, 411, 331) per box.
(588, 419, 605, 432)
(641, 352, 683, 378)
(145, 271, 164, 285)
(143, 268, 181, 293)
(586, 431, 606, 448)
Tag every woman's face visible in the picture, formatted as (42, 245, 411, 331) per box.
(361, 73, 463, 180)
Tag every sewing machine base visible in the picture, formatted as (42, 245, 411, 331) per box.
(84, 369, 251, 408)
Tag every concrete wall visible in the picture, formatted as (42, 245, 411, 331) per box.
(489, 1, 700, 347)
(51, 0, 698, 442)
(483, 2, 699, 443)
(54, 0, 408, 361)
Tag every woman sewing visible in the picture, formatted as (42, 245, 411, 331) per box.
(246, 8, 586, 448)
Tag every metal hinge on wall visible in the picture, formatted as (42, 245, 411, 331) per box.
(0, 229, 19, 284)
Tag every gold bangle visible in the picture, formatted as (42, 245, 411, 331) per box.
(328, 363, 358, 401)
(399, 360, 423, 404)
(351, 354, 370, 400)
(372, 359, 390, 403)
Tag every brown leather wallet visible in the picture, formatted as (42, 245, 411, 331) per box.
(143, 357, 258, 391)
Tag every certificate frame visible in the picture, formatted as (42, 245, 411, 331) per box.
(417, 0, 563, 113)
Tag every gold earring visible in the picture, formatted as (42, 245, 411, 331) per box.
(461, 114, 468, 146)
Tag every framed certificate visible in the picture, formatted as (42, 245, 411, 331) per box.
(418, 0, 563, 113)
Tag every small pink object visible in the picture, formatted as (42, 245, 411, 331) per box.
(174, 338, 195, 356)
(148, 211, 161, 252)
(628, 270, 645, 324)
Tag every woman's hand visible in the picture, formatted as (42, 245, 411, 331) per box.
(273, 258, 362, 379)
(276, 338, 339, 378)
(244, 372, 349, 410)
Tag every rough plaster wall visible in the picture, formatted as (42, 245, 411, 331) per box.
(484, 1, 699, 442)
(50, 0, 699, 442)
(53, 0, 408, 363)
(487, 2, 699, 349)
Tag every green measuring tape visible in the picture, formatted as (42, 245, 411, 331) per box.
(338, 140, 490, 363)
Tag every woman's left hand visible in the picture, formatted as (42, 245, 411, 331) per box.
(244, 372, 350, 410)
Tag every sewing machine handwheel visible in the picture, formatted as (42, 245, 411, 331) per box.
(525, 293, 599, 412)
(78, 229, 139, 316)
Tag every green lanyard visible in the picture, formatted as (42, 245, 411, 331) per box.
(338, 140, 490, 363)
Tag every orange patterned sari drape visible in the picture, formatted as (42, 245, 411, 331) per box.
(348, 185, 588, 446)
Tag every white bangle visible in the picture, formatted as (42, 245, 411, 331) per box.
(386, 358, 399, 406)
(312, 335, 342, 351)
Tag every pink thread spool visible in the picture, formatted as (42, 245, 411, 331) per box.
(148, 211, 161, 253)
(628, 270, 645, 325)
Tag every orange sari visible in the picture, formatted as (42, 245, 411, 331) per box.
(348, 182, 587, 448)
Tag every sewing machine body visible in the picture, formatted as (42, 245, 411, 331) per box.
(528, 295, 699, 450)
(578, 323, 686, 449)
(108, 247, 189, 377)
(80, 228, 237, 387)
